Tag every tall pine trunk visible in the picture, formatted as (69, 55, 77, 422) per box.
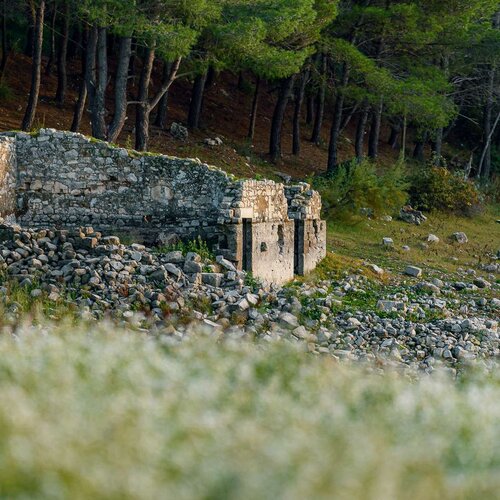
(71, 28, 88, 132)
(388, 119, 401, 149)
(45, 0, 56, 76)
(355, 102, 370, 161)
(55, 0, 69, 106)
(413, 134, 427, 162)
(248, 75, 261, 141)
(368, 99, 383, 159)
(188, 72, 207, 129)
(153, 61, 172, 129)
(293, 70, 309, 155)
(306, 95, 314, 126)
(108, 36, 132, 142)
(21, 0, 45, 131)
(83, 26, 98, 132)
(0, 0, 8, 76)
(269, 75, 295, 163)
(327, 64, 350, 173)
(91, 27, 107, 139)
(431, 128, 443, 164)
(311, 54, 326, 144)
(24, 4, 35, 57)
(135, 51, 181, 151)
(135, 46, 155, 151)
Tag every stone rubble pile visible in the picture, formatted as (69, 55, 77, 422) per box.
(0, 221, 498, 371)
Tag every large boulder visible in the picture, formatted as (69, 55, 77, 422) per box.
(170, 122, 189, 141)
(399, 206, 427, 225)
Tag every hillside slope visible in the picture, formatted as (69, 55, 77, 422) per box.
(0, 53, 405, 180)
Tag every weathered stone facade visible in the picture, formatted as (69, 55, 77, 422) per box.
(0, 129, 326, 283)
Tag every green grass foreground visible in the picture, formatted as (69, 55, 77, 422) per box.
(0, 323, 498, 499)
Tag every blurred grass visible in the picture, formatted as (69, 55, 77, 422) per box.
(0, 323, 498, 499)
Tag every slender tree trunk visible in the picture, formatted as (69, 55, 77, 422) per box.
(479, 11, 499, 178)
(153, 61, 172, 129)
(91, 27, 108, 139)
(83, 26, 98, 131)
(401, 114, 407, 161)
(188, 72, 208, 129)
(128, 40, 137, 88)
(481, 67, 496, 177)
(327, 65, 350, 173)
(368, 99, 383, 159)
(71, 28, 88, 132)
(205, 65, 216, 89)
(67, 22, 80, 60)
(311, 54, 327, 144)
(306, 95, 314, 126)
(108, 36, 132, 142)
(135, 46, 155, 151)
(45, 0, 57, 76)
(21, 0, 45, 131)
(248, 75, 261, 141)
(24, 3, 36, 57)
(339, 104, 359, 135)
(293, 70, 309, 155)
(55, 0, 69, 106)
(269, 75, 296, 163)
(413, 134, 426, 162)
(432, 128, 443, 164)
(0, 0, 8, 76)
(135, 52, 181, 151)
(478, 109, 500, 178)
(388, 119, 401, 149)
(355, 102, 370, 161)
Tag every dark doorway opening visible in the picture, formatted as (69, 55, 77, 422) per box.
(294, 220, 304, 275)
(242, 218, 253, 272)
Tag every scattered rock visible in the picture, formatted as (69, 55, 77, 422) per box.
(204, 137, 223, 147)
(377, 300, 406, 312)
(404, 265, 422, 277)
(383, 237, 394, 247)
(366, 263, 384, 275)
(452, 232, 468, 244)
(427, 234, 440, 243)
(473, 277, 491, 289)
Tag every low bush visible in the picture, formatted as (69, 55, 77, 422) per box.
(309, 159, 408, 221)
(157, 235, 215, 261)
(409, 164, 483, 215)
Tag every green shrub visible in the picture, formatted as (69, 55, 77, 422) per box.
(157, 235, 215, 261)
(409, 164, 483, 215)
(309, 160, 408, 221)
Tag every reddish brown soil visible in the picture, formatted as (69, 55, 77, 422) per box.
(0, 53, 401, 180)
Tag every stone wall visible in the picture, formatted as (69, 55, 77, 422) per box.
(0, 136, 16, 218)
(8, 129, 232, 241)
(0, 129, 327, 284)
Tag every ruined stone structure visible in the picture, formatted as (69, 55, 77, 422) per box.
(0, 129, 326, 283)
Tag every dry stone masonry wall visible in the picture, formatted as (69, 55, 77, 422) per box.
(0, 129, 326, 283)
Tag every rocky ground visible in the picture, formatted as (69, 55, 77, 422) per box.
(0, 220, 498, 373)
